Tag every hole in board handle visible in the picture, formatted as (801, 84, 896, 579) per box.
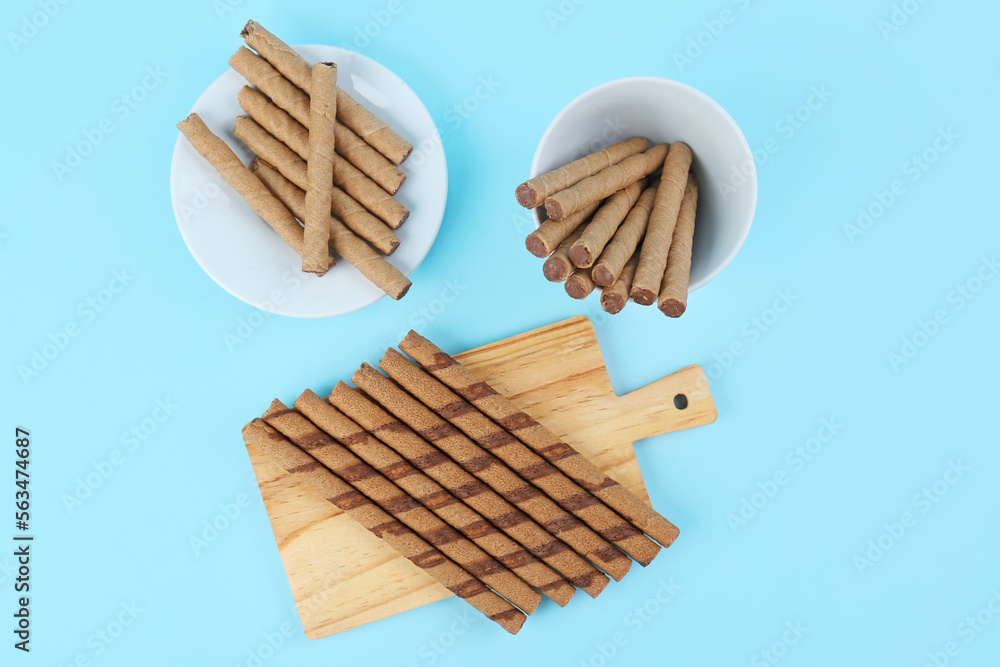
(673, 394, 688, 410)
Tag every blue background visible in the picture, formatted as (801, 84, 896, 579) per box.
(4, 0, 999, 665)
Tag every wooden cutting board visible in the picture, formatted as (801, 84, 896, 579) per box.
(245, 315, 717, 639)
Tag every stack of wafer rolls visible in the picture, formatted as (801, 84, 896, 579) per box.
(244, 332, 683, 633)
(175, 20, 414, 299)
(517, 137, 701, 317)
(242, 420, 526, 634)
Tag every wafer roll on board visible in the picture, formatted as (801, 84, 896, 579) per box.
(542, 227, 585, 283)
(544, 144, 668, 221)
(176, 113, 330, 273)
(301, 62, 337, 274)
(251, 161, 410, 299)
(241, 20, 413, 164)
(262, 400, 542, 615)
(242, 419, 526, 634)
(237, 85, 312, 166)
(380, 349, 660, 567)
(325, 384, 580, 605)
(525, 200, 602, 259)
(658, 174, 699, 318)
(397, 332, 681, 547)
(565, 268, 598, 300)
(601, 249, 640, 315)
(360, 362, 631, 582)
(234, 117, 400, 254)
(294, 388, 571, 607)
(515, 137, 648, 208)
(237, 86, 406, 195)
(592, 185, 657, 287)
(349, 365, 610, 597)
(631, 143, 694, 305)
(569, 178, 646, 269)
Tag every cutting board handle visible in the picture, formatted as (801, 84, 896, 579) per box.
(615, 365, 718, 442)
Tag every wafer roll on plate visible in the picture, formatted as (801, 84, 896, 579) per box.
(397, 332, 681, 547)
(227, 64, 408, 228)
(300, 62, 337, 274)
(234, 116, 400, 254)
(241, 20, 413, 164)
(175, 113, 331, 274)
(251, 160, 410, 300)
(242, 419, 526, 634)
(237, 86, 406, 195)
(229, 46, 311, 126)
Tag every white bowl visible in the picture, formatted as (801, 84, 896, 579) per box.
(170, 45, 447, 318)
(530, 77, 756, 293)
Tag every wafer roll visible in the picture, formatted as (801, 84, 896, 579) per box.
(327, 385, 581, 604)
(348, 368, 610, 597)
(569, 179, 646, 269)
(565, 269, 597, 300)
(516, 137, 648, 208)
(242, 419, 525, 633)
(234, 116, 400, 253)
(332, 151, 409, 228)
(335, 123, 406, 195)
(238, 86, 406, 195)
(525, 200, 602, 259)
(295, 389, 572, 607)
(241, 20, 413, 164)
(176, 113, 329, 273)
(262, 400, 541, 614)
(544, 144, 668, 221)
(228, 55, 408, 228)
(251, 161, 411, 300)
(230, 46, 310, 125)
(542, 227, 585, 283)
(398, 333, 680, 548)
(631, 143, 694, 305)
(592, 185, 657, 287)
(356, 364, 630, 582)
(301, 62, 337, 273)
(601, 250, 640, 315)
(658, 174, 699, 318)
(381, 349, 658, 568)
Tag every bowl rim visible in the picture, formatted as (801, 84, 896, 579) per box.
(528, 75, 757, 293)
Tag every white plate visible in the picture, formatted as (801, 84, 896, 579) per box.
(530, 77, 756, 293)
(170, 45, 447, 318)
